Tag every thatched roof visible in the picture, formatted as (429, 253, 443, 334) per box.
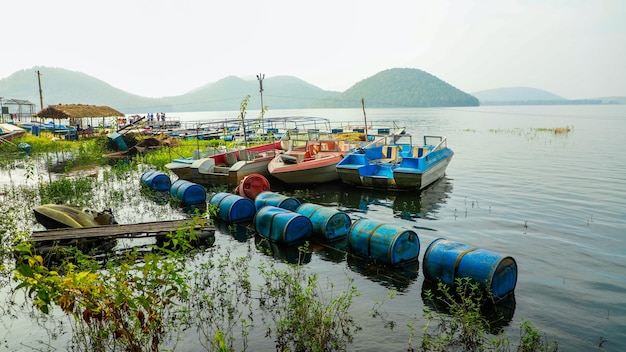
(35, 104, 124, 119)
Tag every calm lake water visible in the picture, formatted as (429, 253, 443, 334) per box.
(1, 105, 625, 351)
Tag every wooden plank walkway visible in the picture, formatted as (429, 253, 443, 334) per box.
(31, 219, 215, 243)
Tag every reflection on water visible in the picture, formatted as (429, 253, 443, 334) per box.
(312, 238, 420, 292)
(279, 177, 453, 221)
(254, 236, 312, 265)
(265, 177, 453, 292)
(347, 254, 419, 292)
(215, 219, 255, 242)
(310, 239, 348, 264)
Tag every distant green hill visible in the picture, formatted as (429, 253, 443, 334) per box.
(328, 68, 479, 108)
(0, 67, 170, 113)
(168, 75, 339, 112)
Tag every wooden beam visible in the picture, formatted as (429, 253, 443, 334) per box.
(31, 219, 214, 243)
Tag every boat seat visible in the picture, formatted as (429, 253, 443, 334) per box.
(380, 145, 400, 163)
(320, 141, 336, 151)
(225, 151, 238, 166)
(238, 149, 250, 161)
(412, 147, 429, 158)
(307, 144, 320, 155)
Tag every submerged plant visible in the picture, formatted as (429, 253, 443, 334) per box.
(11, 223, 203, 352)
(189, 245, 254, 351)
(38, 177, 97, 205)
(419, 277, 558, 352)
(257, 244, 361, 352)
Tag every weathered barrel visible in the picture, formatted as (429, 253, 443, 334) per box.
(347, 219, 420, 266)
(254, 191, 301, 211)
(140, 170, 171, 192)
(236, 174, 271, 200)
(296, 203, 351, 240)
(209, 192, 255, 223)
(422, 238, 518, 302)
(107, 132, 128, 151)
(170, 180, 206, 205)
(254, 206, 312, 244)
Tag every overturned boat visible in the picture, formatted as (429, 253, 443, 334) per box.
(33, 204, 117, 230)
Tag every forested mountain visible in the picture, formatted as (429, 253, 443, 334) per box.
(0, 67, 169, 113)
(327, 68, 479, 108)
(167, 75, 339, 112)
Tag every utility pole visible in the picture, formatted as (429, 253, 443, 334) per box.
(37, 70, 44, 110)
(256, 73, 265, 118)
(361, 98, 368, 138)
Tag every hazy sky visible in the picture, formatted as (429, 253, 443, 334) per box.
(3, 0, 624, 99)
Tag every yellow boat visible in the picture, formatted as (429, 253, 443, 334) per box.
(33, 204, 116, 229)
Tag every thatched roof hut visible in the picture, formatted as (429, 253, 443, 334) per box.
(35, 104, 124, 120)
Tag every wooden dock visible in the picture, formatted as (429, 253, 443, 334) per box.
(31, 219, 215, 244)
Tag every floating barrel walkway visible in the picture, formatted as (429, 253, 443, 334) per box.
(138, 171, 518, 302)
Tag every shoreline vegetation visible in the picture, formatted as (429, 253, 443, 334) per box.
(0, 120, 563, 351)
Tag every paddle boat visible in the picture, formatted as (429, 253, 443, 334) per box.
(33, 204, 117, 230)
(336, 135, 453, 191)
(268, 125, 407, 185)
(0, 123, 26, 141)
(268, 139, 363, 184)
(167, 140, 284, 187)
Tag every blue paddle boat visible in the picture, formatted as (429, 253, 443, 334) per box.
(336, 135, 453, 191)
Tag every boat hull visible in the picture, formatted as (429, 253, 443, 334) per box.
(33, 204, 115, 229)
(191, 158, 273, 187)
(0, 124, 26, 141)
(165, 161, 194, 179)
(268, 153, 343, 184)
(336, 137, 454, 191)
(166, 141, 281, 186)
(394, 154, 453, 190)
(335, 152, 367, 186)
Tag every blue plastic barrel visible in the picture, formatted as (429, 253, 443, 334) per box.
(170, 179, 206, 205)
(140, 170, 171, 192)
(254, 191, 301, 211)
(347, 219, 420, 266)
(296, 203, 351, 240)
(422, 238, 518, 302)
(209, 192, 256, 223)
(254, 206, 312, 244)
(107, 132, 129, 151)
(18, 142, 32, 154)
